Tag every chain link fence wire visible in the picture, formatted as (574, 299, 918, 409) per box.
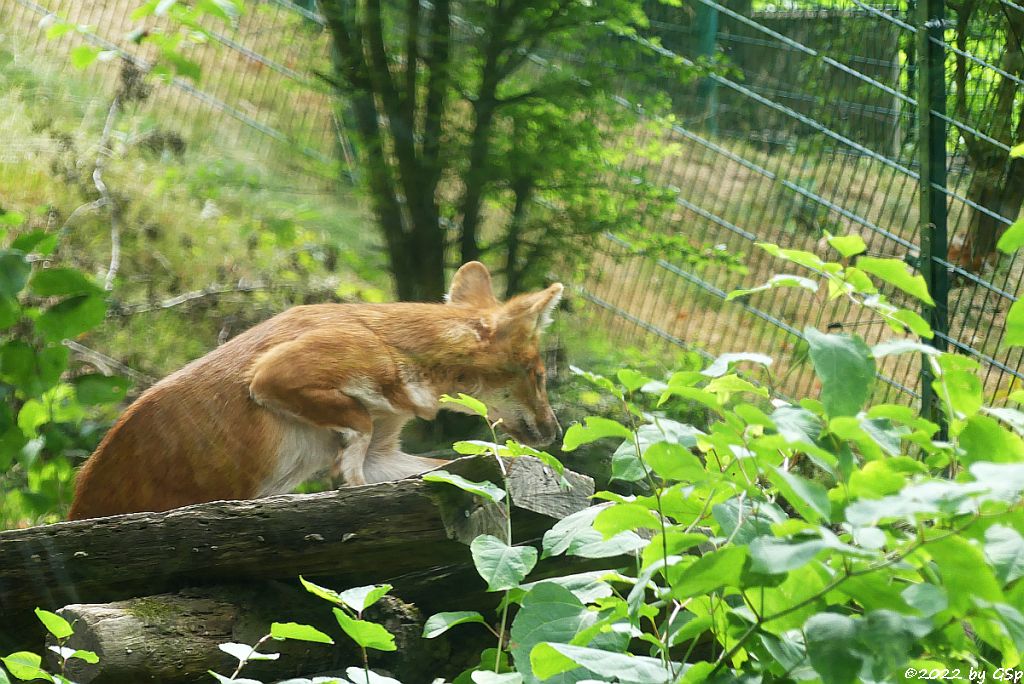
(582, 0, 1024, 407)
(3, 0, 1022, 407)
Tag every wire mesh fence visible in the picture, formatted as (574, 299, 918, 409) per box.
(582, 0, 1024, 410)
(3, 0, 1022, 410)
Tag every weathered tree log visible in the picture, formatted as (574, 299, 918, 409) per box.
(45, 585, 447, 684)
(0, 455, 593, 651)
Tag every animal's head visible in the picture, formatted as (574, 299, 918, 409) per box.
(445, 262, 563, 447)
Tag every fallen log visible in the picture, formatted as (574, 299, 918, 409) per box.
(46, 586, 447, 684)
(0, 454, 593, 652)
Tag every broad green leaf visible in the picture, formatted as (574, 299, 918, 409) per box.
(47, 647, 98, 665)
(510, 582, 621, 682)
(29, 268, 101, 297)
(299, 576, 347, 606)
(959, 415, 1024, 465)
(998, 217, 1024, 254)
(542, 504, 646, 559)
(701, 352, 773, 378)
(0, 652, 47, 682)
(422, 611, 485, 638)
(611, 420, 703, 483)
(927, 536, 1004, 615)
(35, 294, 107, 342)
(422, 470, 505, 503)
(562, 416, 632, 451)
(902, 583, 948, 617)
(706, 374, 768, 398)
(530, 643, 674, 683)
(856, 256, 934, 305)
(757, 243, 826, 270)
(748, 537, 828, 574)
(471, 534, 537, 591)
(0, 251, 30, 298)
(440, 393, 488, 418)
(270, 622, 334, 644)
(827, 233, 868, 258)
(769, 466, 831, 523)
(804, 613, 859, 684)
(1006, 299, 1024, 347)
(643, 441, 705, 482)
(669, 545, 747, 599)
(804, 327, 875, 418)
(338, 584, 391, 613)
(616, 368, 651, 392)
(72, 374, 129, 406)
(891, 308, 933, 338)
(35, 608, 73, 639)
(1013, 142, 1024, 158)
(984, 525, 1024, 585)
(70, 44, 100, 68)
(219, 642, 280, 662)
(333, 608, 396, 651)
(592, 502, 662, 538)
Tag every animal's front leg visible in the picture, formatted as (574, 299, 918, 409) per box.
(332, 427, 373, 486)
(361, 415, 450, 483)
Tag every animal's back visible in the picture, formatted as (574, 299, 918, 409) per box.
(67, 304, 359, 519)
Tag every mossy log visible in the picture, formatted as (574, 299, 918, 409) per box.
(0, 454, 594, 653)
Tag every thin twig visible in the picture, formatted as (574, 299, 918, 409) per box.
(94, 94, 121, 291)
(119, 282, 272, 315)
(63, 340, 155, 388)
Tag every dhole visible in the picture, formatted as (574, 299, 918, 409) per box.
(68, 262, 562, 520)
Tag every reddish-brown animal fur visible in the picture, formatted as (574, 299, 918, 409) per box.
(68, 262, 562, 520)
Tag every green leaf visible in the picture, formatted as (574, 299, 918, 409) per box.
(219, 642, 280, 662)
(927, 536, 1004, 615)
(422, 470, 505, 503)
(422, 611, 485, 638)
(299, 576, 347, 606)
(66, 650, 98, 664)
(748, 537, 828, 574)
(804, 614, 860, 684)
(35, 294, 107, 342)
(998, 217, 1024, 254)
(270, 622, 334, 644)
(338, 584, 392, 612)
(701, 352, 773, 378)
(769, 466, 832, 523)
(470, 534, 538, 591)
(35, 607, 73, 639)
(542, 505, 646, 559)
(1006, 299, 1024, 347)
(872, 339, 941, 358)
(592, 502, 662, 538)
(70, 44, 100, 68)
(616, 368, 651, 392)
(0, 652, 48, 682)
(804, 327, 875, 418)
(959, 415, 1024, 465)
(643, 441, 705, 482)
(757, 243, 826, 270)
(333, 608, 397, 651)
(561, 416, 632, 451)
(670, 545, 748, 598)
(72, 374, 129, 406)
(440, 393, 488, 418)
(827, 233, 868, 258)
(1012, 142, 1024, 158)
(0, 250, 30, 298)
(726, 273, 818, 301)
(530, 643, 674, 683)
(984, 525, 1024, 585)
(29, 268, 101, 297)
(856, 256, 935, 305)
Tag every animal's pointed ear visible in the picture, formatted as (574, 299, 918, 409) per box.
(447, 261, 499, 308)
(503, 283, 564, 333)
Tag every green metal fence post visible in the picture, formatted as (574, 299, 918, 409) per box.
(695, 2, 719, 136)
(916, 0, 949, 431)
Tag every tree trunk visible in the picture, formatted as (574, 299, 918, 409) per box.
(505, 176, 534, 297)
(459, 100, 497, 265)
(956, 157, 1024, 270)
